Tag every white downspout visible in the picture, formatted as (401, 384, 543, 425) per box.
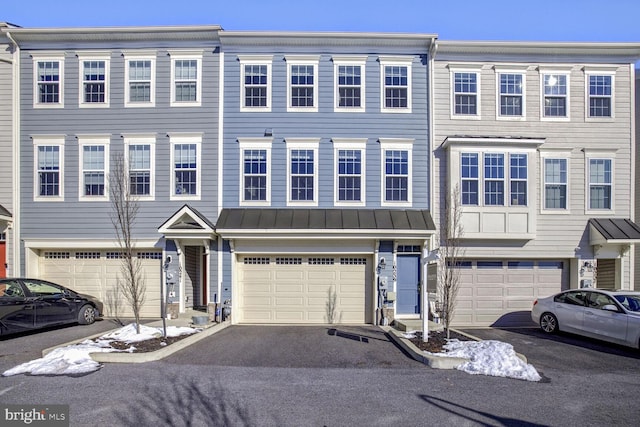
(6, 31, 20, 277)
(628, 63, 636, 290)
(217, 49, 224, 306)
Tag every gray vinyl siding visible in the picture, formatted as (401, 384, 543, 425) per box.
(222, 49, 430, 209)
(18, 42, 220, 241)
(433, 53, 635, 285)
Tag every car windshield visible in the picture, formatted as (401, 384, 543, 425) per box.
(613, 295, 640, 312)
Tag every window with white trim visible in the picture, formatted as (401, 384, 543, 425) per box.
(542, 73, 569, 119)
(543, 158, 568, 210)
(587, 73, 613, 118)
(170, 51, 202, 107)
(484, 153, 505, 205)
(79, 136, 109, 201)
(333, 56, 366, 112)
(453, 71, 479, 116)
(124, 136, 156, 200)
(33, 137, 65, 201)
(333, 139, 366, 205)
(239, 138, 272, 205)
(588, 158, 612, 210)
(33, 55, 64, 107)
(510, 154, 527, 206)
(170, 135, 201, 200)
(497, 72, 524, 118)
(78, 54, 110, 107)
(380, 57, 412, 112)
(239, 56, 272, 112)
(286, 56, 319, 112)
(124, 52, 155, 107)
(461, 153, 479, 205)
(286, 139, 319, 205)
(380, 139, 413, 205)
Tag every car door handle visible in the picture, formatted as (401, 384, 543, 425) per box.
(24, 305, 35, 310)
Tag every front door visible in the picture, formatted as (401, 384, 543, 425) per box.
(0, 240, 6, 278)
(396, 255, 420, 315)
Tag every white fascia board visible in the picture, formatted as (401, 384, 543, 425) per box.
(23, 239, 162, 249)
(217, 229, 435, 240)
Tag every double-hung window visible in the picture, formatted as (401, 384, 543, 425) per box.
(170, 51, 203, 107)
(380, 57, 412, 112)
(542, 73, 569, 119)
(333, 139, 366, 205)
(286, 139, 319, 205)
(333, 56, 366, 112)
(33, 137, 65, 201)
(461, 153, 479, 205)
(33, 54, 64, 107)
(79, 136, 109, 201)
(286, 56, 319, 112)
(380, 139, 413, 205)
(239, 138, 272, 205)
(510, 154, 527, 206)
(239, 55, 272, 112)
(543, 158, 568, 210)
(588, 158, 612, 210)
(452, 70, 479, 116)
(586, 72, 614, 119)
(484, 153, 505, 205)
(170, 135, 201, 200)
(497, 71, 525, 118)
(124, 52, 155, 107)
(78, 53, 110, 107)
(125, 136, 155, 200)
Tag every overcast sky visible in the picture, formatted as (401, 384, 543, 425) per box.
(3, 0, 640, 42)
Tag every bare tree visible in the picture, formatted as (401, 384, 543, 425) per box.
(437, 183, 465, 339)
(110, 152, 146, 334)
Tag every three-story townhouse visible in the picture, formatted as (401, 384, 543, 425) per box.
(432, 41, 640, 327)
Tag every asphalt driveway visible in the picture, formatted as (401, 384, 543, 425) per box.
(164, 324, 422, 369)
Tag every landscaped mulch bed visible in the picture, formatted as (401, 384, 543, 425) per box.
(408, 330, 471, 353)
(104, 334, 193, 353)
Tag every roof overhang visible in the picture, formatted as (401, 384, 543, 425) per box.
(442, 135, 546, 149)
(0, 204, 12, 225)
(589, 218, 640, 257)
(158, 205, 216, 240)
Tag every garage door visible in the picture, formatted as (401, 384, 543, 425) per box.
(39, 249, 162, 318)
(237, 255, 372, 324)
(454, 260, 568, 327)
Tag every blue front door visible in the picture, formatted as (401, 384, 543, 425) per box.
(396, 255, 420, 315)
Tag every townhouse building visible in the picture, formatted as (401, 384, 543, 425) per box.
(432, 41, 640, 326)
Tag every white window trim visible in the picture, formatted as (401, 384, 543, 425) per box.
(124, 134, 156, 201)
(285, 138, 321, 206)
(169, 50, 203, 107)
(379, 56, 412, 113)
(33, 136, 65, 202)
(78, 135, 110, 202)
(584, 149, 617, 214)
(333, 56, 367, 113)
(380, 138, 413, 206)
(584, 68, 616, 121)
(32, 53, 65, 109)
(77, 52, 111, 108)
(540, 70, 571, 122)
(123, 51, 156, 108)
(495, 69, 526, 121)
(239, 55, 273, 112)
(333, 138, 367, 206)
(449, 65, 481, 120)
(285, 55, 320, 112)
(238, 138, 273, 206)
(539, 150, 572, 215)
(169, 134, 202, 201)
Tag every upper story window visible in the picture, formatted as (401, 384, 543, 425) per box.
(380, 138, 413, 206)
(239, 56, 273, 112)
(380, 56, 412, 113)
(497, 71, 525, 118)
(509, 154, 527, 206)
(542, 73, 569, 119)
(286, 56, 319, 112)
(452, 70, 479, 117)
(170, 134, 201, 200)
(78, 53, 110, 107)
(124, 135, 156, 200)
(33, 54, 64, 108)
(286, 138, 320, 205)
(124, 52, 155, 107)
(79, 136, 110, 201)
(33, 136, 65, 201)
(484, 153, 505, 205)
(543, 157, 568, 210)
(333, 139, 367, 206)
(239, 138, 272, 206)
(586, 72, 614, 119)
(461, 153, 479, 205)
(333, 56, 366, 112)
(588, 157, 612, 210)
(169, 51, 203, 107)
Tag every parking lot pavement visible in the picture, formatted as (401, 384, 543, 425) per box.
(163, 324, 424, 369)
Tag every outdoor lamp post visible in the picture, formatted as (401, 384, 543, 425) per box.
(421, 247, 441, 343)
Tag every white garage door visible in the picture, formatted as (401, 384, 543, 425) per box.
(39, 249, 162, 318)
(454, 260, 568, 327)
(237, 255, 372, 324)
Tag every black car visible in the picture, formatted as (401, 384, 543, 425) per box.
(0, 278, 103, 336)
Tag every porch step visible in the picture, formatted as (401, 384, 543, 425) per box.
(393, 319, 444, 333)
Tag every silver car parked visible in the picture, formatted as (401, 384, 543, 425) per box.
(531, 289, 640, 349)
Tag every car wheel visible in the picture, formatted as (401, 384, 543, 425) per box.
(540, 312, 558, 334)
(78, 305, 96, 325)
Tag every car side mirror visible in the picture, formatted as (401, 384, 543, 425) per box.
(602, 304, 619, 313)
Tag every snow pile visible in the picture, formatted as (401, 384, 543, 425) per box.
(402, 330, 418, 339)
(2, 324, 199, 377)
(428, 339, 541, 382)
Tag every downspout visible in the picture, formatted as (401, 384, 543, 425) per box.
(6, 31, 20, 277)
(217, 48, 225, 308)
(628, 62, 636, 290)
(428, 38, 437, 245)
